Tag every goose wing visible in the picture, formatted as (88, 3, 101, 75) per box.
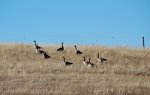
(57, 47, 64, 51)
(77, 50, 82, 54)
(65, 62, 73, 66)
(100, 58, 107, 61)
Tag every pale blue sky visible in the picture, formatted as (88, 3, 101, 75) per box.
(0, 0, 150, 47)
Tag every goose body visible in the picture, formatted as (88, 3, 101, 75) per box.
(97, 53, 107, 63)
(57, 42, 64, 51)
(62, 57, 73, 66)
(36, 48, 46, 54)
(74, 45, 82, 54)
(43, 53, 50, 59)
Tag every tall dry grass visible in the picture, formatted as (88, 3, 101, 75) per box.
(0, 43, 150, 95)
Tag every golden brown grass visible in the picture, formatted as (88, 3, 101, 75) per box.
(0, 43, 150, 95)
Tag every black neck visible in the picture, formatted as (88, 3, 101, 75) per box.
(97, 53, 99, 58)
(83, 57, 85, 61)
(34, 41, 36, 45)
(75, 46, 77, 50)
(63, 57, 65, 62)
(62, 43, 64, 48)
(89, 58, 91, 63)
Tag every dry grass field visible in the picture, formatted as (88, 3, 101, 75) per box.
(0, 43, 150, 95)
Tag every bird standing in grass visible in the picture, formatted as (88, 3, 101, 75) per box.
(97, 53, 107, 63)
(74, 45, 82, 55)
(57, 42, 64, 51)
(62, 57, 73, 66)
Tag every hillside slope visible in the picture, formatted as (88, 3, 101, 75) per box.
(0, 43, 150, 95)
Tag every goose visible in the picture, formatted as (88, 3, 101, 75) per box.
(97, 53, 107, 63)
(62, 57, 73, 66)
(87, 58, 94, 67)
(43, 52, 51, 59)
(36, 48, 46, 54)
(74, 45, 82, 54)
(82, 56, 88, 65)
(57, 42, 64, 51)
(34, 40, 42, 49)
